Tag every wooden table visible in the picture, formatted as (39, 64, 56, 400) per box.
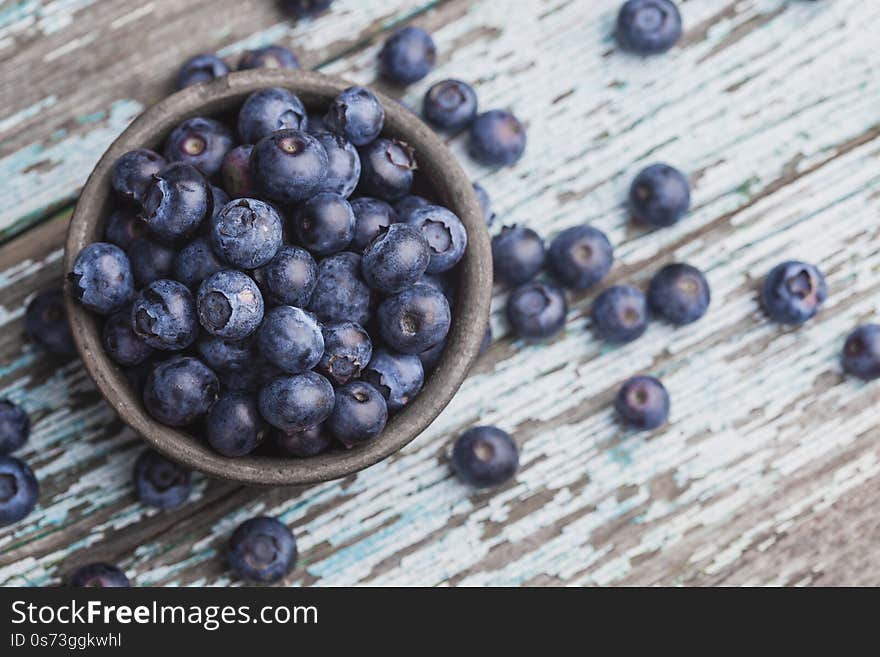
(1, 0, 878, 587)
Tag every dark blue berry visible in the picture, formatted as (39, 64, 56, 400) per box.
(547, 225, 613, 290)
(452, 426, 518, 488)
(423, 79, 477, 131)
(197, 334, 258, 373)
(615, 375, 670, 430)
(164, 117, 233, 177)
(258, 372, 335, 432)
(228, 516, 297, 583)
(592, 285, 648, 343)
(219, 361, 281, 393)
(0, 400, 29, 455)
(842, 325, 880, 381)
(131, 279, 198, 351)
(648, 263, 710, 325)
(238, 87, 307, 144)
(616, 0, 682, 55)
(307, 252, 372, 325)
(492, 225, 545, 286)
(206, 392, 266, 457)
(472, 182, 495, 226)
(306, 113, 327, 133)
(362, 223, 430, 294)
(312, 130, 361, 198)
(173, 236, 224, 289)
(324, 86, 384, 146)
(394, 194, 430, 222)
(127, 236, 175, 287)
(406, 205, 468, 274)
(282, 0, 333, 19)
(274, 424, 332, 457)
(133, 449, 192, 509)
(469, 110, 526, 167)
(68, 563, 129, 588)
(761, 261, 826, 325)
(363, 349, 424, 411)
(258, 245, 317, 307)
(250, 129, 328, 203)
(0, 455, 38, 525)
(143, 356, 218, 426)
(328, 381, 387, 447)
(221, 145, 257, 199)
(111, 149, 166, 204)
(69, 242, 134, 315)
(506, 281, 567, 340)
(103, 310, 153, 366)
(420, 272, 456, 301)
(209, 185, 230, 220)
(418, 338, 445, 373)
(378, 283, 451, 354)
(293, 192, 355, 256)
(358, 138, 416, 201)
(197, 270, 264, 339)
(379, 26, 436, 85)
(210, 198, 283, 269)
(177, 54, 229, 89)
(104, 206, 147, 250)
(629, 163, 690, 228)
(257, 306, 324, 373)
(350, 197, 398, 252)
(140, 163, 212, 243)
(26, 289, 76, 356)
(317, 321, 372, 385)
(238, 44, 300, 70)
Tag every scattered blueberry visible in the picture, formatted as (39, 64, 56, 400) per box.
(469, 110, 526, 167)
(615, 375, 670, 430)
(350, 197, 398, 252)
(761, 261, 826, 325)
(111, 149, 166, 204)
(103, 310, 153, 366)
(629, 163, 690, 228)
(394, 194, 431, 222)
(274, 424, 332, 458)
(238, 87, 307, 144)
(0, 400, 29, 455)
(406, 205, 468, 273)
(258, 371, 335, 432)
(143, 356, 219, 426)
(358, 138, 416, 201)
(317, 321, 373, 385)
(506, 281, 567, 340)
(378, 283, 451, 354)
(312, 130, 361, 198)
(324, 86, 384, 146)
(197, 334, 258, 373)
(547, 225, 614, 290)
(228, 516, 297, 583)
(68, 242, 134, 315)
(327, 381, 387, 447)
(197, 270, 264, 339)
(842, 325, 880, 381)
(250, 129, 328, 203)
(282, 0, 333, 19)
(423, 79, 477, 131)
(292, 192, 355, 256)
(133, 449, 192, 509)
(452, 426, 518, 488)
(131, 279, 198, 350)
(472, 182, 495, 226)
(128, 236, 176, 287)
(648, 263, 710, 325)
(221, 145, 257, 199)
(257, 306, 324, 373)
(238, 44, 300, 70)
(207, 392, 266, 457)
(362, 223, 430, 293)
(363, 349, 424, 411)
(307, 251, 372, 325)
(616, 0, 683, 55)
(210, 198, 283, 269)
(379, 26, 436, 85)
(592, 285, 649, 343)
(68, 563, 129, 588)
(177, 54, 230, 89)
(140, 163, 212, 243)
(25, 289, 76, 356)
(0, 455, 38, 526)
(492, 225, 545, 286)
(258, 245, 317, 307)
(164, 117, 234, 177)
(103, 206, 147, 250)
(173, 236, 224, 289)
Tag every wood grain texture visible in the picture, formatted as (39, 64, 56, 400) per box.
(1, 0, 880, 586)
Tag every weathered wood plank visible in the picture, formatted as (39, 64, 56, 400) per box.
(2, 0, 880, 586)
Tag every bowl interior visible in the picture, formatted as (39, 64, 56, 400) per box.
(63, 69, 492, 485)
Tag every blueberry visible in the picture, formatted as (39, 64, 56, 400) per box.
(293, 192, 355, 256)
(111, 149, 166, 204)
(423, 79, 478, 131)
(197, 334, 258, 373)
(506, 281, 567, 340)
(282, 0, 333, 19)
(238, 44, 300, 70)
(210, 198, 283, 269)
(616, 0, 682, 55)
(363, 349, 424, 411)
(472, 182, 495, 226)
(469, 110, 526, 167)
(379, 26, 436, 85)
(250, 129, 328, 203)
(0, 455, 38, 525)
(209, 185, 230, 220)
(0, 400, 29, 455)
(394, 194, 431, 222)
(228, 516, 297, 583)
(547, 225, 614, 290)
(420, 273, 456, 301)
(327, 381, 387, 447)
(164, 117, 234, 177)
(312, 131, 361, 198)
(131, 279, 198, 350)
(127, 236, 175, 287)
(143, 356, 219, 426)
(25, 289, 76, 356)
(592, 285, 648, 343)
(140, 163, 212, 242)
(68, 242, 134, 315)
(237, 87, 307, 145)
(220, 361, 281, 393)
(68, 563, 129, 588)
(629, 163, 690, 228)
(324, 86, 384, 147)
(258, 245, 317, 307)
(492, 225, 545, 286)
(418, 339, 445, 373)
(362, 223, 430, 294)
(350, 197, 398, 252)
(207, 391, 266, 457)
(103, 206, 146, 251)
(761, 261, 826, 325)
(648, 263, 710, 325)
(358, 138, 416, 201)
(173, 236, 224, 289)
(317, 321, 372, 385)
(378, 283, 451, 354)
(197, 270, 264, 340)
(615, 375, 670, 430)
(221, 145, 257, 199)
(842, 325, 880, 381)
(258, 372, 335, 432)
(103, 310, 153, 366)
(177, 54, 229, 89)
(274, 424, 332, 458)
(452, 426, 518, 488)
(133, 449, 192, 509)
(307, 252, 372, 325)
(257, 306, 324, 374)
(407, 205, 468, 274)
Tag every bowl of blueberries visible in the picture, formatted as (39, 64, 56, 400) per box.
(62, 68, 492, 486)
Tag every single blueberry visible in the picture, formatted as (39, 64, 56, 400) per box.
(363, 349, 424, 412)
(629, 163, 690, 228)
(257, 306, 324, 374)
(292, 192, 355, 256)
(842, 325, 880, 381)
(177, 54, 229, 89)
(358, 138, 416, 201)
(378, 283, 451, 354)
(592, 285, 649, 343)
(143, 356, 219, 426)
(103, 310, 154, 367)
(327, 381, 387, 447)
(418, 338, 445, 373)
(127, 236, 175, 287)
(350, 197, 398, 252)
(238, 44, 300, 70)
(104, 206, 147, 250)
(617, 0, 682, 55)
(394, 194, 431, 222)
(615, 375, 670, 430)
(423, 79, 478, 131)
(221, 145, 257, 199)
(250, 129, 329, 203)
(68, 563, 129, 588)
(274, 424, 332, 458)
(0, 400, 29, 455)
(197, 334, 259, 373)
(207, 392, 266, 457)
(25, 289, 76, 356)
(761, 261, 826, 325)
(492, 225, 545, 286)
(282, 0, 333, 19)
(362, 223, 430, 294)
(133, 449, 192, 509)
(547, 225, 614, 290)
(648, 263, 710, 325)
(111, 149, 166, 204)
(379, 26, 436, 85)
(506, 281, 568, 340)
(307, 252, 372, 325)
(68, 242, 134, 315)
(173, 236, 224, 289)
(197, 270, 264, 340)
(452, 426, 518, 488)
(472, 182, 495, 226)
(407, 205, 468, 274)
(420, 272, 456, 301)
(317, 321, 372, 386)
(164, 117, 234, 177)
(469, 110, 526, 167)
(258, 245, 317, 307)
(131, 279, 198, 351)
(258, 372, 335, 432)
(312, 130, 361, 198)
(140, 163, 212, 243)
(237, 87, 307, 144)
(228, 516, 297, 583)
(209, 185, 230, 220)
(324, 86, 384, 146)
(0, 455, 38, 526)
(210, 198, 283, 269)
